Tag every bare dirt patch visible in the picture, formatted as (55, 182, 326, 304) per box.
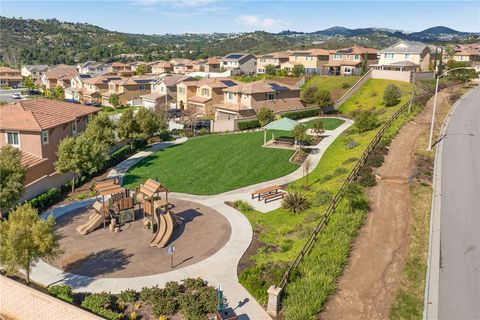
(320, 92, 449, 319)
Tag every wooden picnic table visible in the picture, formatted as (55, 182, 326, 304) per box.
(251, 185, 281, 200)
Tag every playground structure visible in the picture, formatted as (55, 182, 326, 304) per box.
(76, 179, 135, 235)
(135, 178, 181, 248)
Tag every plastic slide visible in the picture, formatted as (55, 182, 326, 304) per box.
(76, 213, 103, 235)
(150, 212, 174, 248)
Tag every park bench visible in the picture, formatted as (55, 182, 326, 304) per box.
(251, 185, 281, 201)
(262, 191, 286, 203)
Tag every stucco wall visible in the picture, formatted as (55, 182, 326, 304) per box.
(371, 69, 411, 82)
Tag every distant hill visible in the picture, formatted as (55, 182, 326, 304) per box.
(0, 16, 478, 66)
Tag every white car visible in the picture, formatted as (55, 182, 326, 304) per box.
(11, 93, 21, 99)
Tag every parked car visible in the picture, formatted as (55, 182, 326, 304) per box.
(167, 108, 183, 118)
(64, 99, 81, 104)
(184, 120, 211, 130)
(11, 93, 21, 99)
(25, 89, 41, 96)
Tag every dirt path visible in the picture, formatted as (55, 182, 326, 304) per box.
(320, 92, 448, 320)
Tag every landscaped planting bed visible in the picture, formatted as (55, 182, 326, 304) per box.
(303, 75, 361, 101)
(123, 131, 299, 195)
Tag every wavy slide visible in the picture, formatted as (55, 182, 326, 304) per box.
(76, 213, 103, 235)
(150, 212, 174, 248)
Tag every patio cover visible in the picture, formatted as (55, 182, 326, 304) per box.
(263, 117, 298, 131)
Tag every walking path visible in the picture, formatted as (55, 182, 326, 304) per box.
(30, 117, 352, 320)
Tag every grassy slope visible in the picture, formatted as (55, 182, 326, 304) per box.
(303, 75, 361, 101)
(238, 79, 414, 308)
(123, 132, 298, 195)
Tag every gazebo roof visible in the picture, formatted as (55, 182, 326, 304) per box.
(264, 117, 299, 131)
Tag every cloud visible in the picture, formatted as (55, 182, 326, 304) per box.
(237, 15, 289, 30)
(133, 0, 225, 14)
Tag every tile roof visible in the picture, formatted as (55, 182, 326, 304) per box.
(258, 51, 291, 59)
(152, 61, 173, 68)
(188, 95, 212, 104)
(23, 65, 49, 72)
(177, 77, 239, 89)
(0, 67, 21, 73)
(0, 98, 99, 132)
(20, 151, 47, 168)
(379, 40, 429, 54)
(223, 79, 296, 94)
(83, 75, 123, 85)
(44, 66, 78, 80)
(334, 46, 377, 54)
(157, 74, 193, 87)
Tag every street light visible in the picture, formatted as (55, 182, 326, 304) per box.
(427, 66, 476, 150)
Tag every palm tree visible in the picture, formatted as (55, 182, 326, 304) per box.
(282, 192, 310, 213)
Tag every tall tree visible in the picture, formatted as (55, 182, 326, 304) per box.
(83, 113, 115, 148)
(301, 86, 318, 105)
(0, 203, 60, 284)
(116, 109, 139, 149)
(54, 137, 78, 192)
(361, 52, 368, 75)
(108, 93, 120, 108)
(23, 76, 36, 90)
(264, 64, 277, 76)
(315, 90, 333, 114)
(0, 146, 26, 217)
(256, 107, 274, 126)
(136, 107, 166, 139)
(292, 64, 305, 77)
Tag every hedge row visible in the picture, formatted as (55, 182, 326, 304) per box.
(281, 108, 320, 120)
(237, 119, 261, 131)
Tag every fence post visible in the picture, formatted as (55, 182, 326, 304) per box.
(267, 285, 283, 317)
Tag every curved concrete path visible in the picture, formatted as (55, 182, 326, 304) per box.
(30, 117, 353, 320)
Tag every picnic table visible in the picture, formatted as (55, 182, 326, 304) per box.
(251, 185, 287, 203)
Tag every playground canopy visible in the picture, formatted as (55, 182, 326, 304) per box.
(262, 117, 299, 145)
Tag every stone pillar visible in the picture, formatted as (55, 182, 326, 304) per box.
(267, 285, 282, 318)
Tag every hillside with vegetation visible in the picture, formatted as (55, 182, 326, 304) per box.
(1, 16, 478, 66)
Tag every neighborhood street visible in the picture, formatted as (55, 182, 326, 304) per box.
(438, 86, 480, 319)
(0, 88, 22, 103)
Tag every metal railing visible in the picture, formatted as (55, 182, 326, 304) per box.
(278, 87, 432, 291)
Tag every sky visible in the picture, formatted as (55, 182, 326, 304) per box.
(1, 0, 479, 35)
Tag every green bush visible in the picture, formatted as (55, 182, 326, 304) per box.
(282, 192, 311, 214)
(29, 187, 63, 211)
(383, 84, 402, 107)
(282, 108, 320, 120)
(345, 140, 360, 149)
(357, 166, 377, 187)
(159, 130, 174, 141)
(117, 289, 138, 304)
(140, 286, 162, 303)
(312, 190, 333, 207)
(81, 292, 122, 320)
(237, 119, 261, 130)
(333, 167, 349, 176)
(239, 262, 288, 305)
(163, 281, 181, 297)
(342, 157, 359, 165)
(355, 110, 380, 133)
(365, 150, 385, 168)
(48, 285, 74, 303)
(152, 295, 179, 317)
(182, 278, 206, 292)
(233, 200, 253, 212)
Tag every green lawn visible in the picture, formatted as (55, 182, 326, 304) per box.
(303, 75, 361, 101)
(122, 132, 299, 195)
(303, 118, 345, 130)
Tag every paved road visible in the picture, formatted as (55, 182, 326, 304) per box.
(0, 88, 23, 103)
(438, 86, 480, 320)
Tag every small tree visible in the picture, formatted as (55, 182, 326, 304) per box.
(315, 90, 332, 113)
(312, 120, 324, 137)
(0, 203, 60, 284)
(135, 64, 149, 75)
(361, 52, 368, 75)
(303, 158, 312, 189)
(117, 109, 140, 149)
(256, 107, 274, 126)
(282, 193, 310, 214)
(446, 60, 477, 81)
(276, 69, 288, 77)
(355, 110, 380, 133)
(383, 84, 401, 107)
(0, 146, 26, 217)
(136, 107, 166, 140)
(109, 93, 120, 109)
(183, 107, 198, 134)
(23, 76, 36, 90)
(292, 64, 305, 77)
(292, 124, 308, 145)
(301, 86, 318, 105)
(55, 137, 78, 192)
(83, 113, 115, 148)
(51, 86, 64, 100)
(264, 64, 277, 76)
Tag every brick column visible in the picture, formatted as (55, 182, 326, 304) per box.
(267, 285, 282, 317)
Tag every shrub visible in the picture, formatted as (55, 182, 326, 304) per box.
(29, 187, 63, 211)
(344, 183, 370, 213)
(182, 278, 206, 292)
(333, 167, 349, 176)
(355, 110, 380, 132)
(102, 106, 114, 113)
(357, 166, 377, 187)
(346, 140, 359, 149)
(48, 284, 74, 303)
(342, 82, 350, 89)
(292, 124, 308, 143)
(383, 84, 402, 107)
(81, 292, 122, 320)
(312, 190, 333, 207)
(159, 130, 174, 141)
(237, 119, 261, 130)
(163, 281, 181, 297)
(315, 90, 333, 109)
(239, 262, 288, 304)
(342, 157, 359, 165)
(302, 86, 318, 105)
(140, 286, 162, 303)
(280, 239, 294, 252)
(256, 107, 275, 126)
(152, 295, 178, 317)
(321, 174, 333, 182)
(282, 192, 311, 214)
(365, 151, 385, 168)
(233, 200, 253, 212)
(117, 289, 138, 304)
(282, 108, 320, 120)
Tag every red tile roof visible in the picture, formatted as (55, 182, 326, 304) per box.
(20, 151, 47, 168)
(0, 98, 99, 132)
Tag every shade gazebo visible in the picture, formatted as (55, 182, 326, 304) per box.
(263, 117, 299, 147)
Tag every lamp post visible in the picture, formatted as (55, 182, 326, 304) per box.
(426, 67, 475, 150)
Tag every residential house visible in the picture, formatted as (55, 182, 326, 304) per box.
(107, 62, 134, 76)
(0, 98, 99, 185)
(176, 77, 240, 115)
(373, 40, 431, 72)
(257, 52, 290, 74)
(40, 65, 78, 89)
(170, 59, 194, 74)
(64, 74, 93, 101)
(140, 74, 194, 110)
(101, 76, 156, 107)
(285, 49, 331, 75)
(215, 79, 305, 120)
(193, 58, 221, 72)
(446, 43, 480, 71)
(220, 53, 256, 75)
(324, 46, 378, 75)
(80, 75, 123, 104)
(0, 67, 22, 88)
(20, 65, 49, 82)
(152, 61, 173, 75)
(76, 61, 106, 74)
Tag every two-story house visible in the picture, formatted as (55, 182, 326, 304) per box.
(140, 74, 194, 110)
(220, 53, 256, 75)
(64, 74, 94, 101)
(107, 62, 134, 76)
(152, 61, 173, 75)
(256, 52, 290, 74)
(80, 75, 123, 104)
(373, 40, 431, 72)
(40, 65, 78, 89)
(0, 98, 99, 185)
(0, 67, 22, 88)
(21, 65, 49, 82)
(170, 59, 194, 74)
(282, 49, 331, 75)
(215, 79, 305, 120)
(176, 77, 239, 116)
(446, 43, 480, 71)
(192, 58, 221, 72)
(76, 61, 107, 74)
(101, 76, 156, 107)
(324, 46, 378, 75)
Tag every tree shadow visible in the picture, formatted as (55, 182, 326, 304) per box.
(167, 208, 203, 244)
(62, 248, 133, 278)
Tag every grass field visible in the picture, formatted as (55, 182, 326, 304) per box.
(122, 132, 299, 195)
(303, 75, 361, 101)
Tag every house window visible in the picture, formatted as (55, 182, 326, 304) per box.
(306, 56, 313, 61)
(228, 93, 234, 101)
(72, 120, 78, 136)
(160, 86, 165, 93)
(178, 87, 185, 94)
(242, 94, 248, 100)
(345, 54, 351, 59)
(260, 58, 266, 62)
(404, 53, 411, 59)
(384, 53, 394, 59)
(202, 88, 209, 96)
(42, 131, 49, 145)
(354, 54, 360, 60)
(6, 131, 20, 147)
(267, 93, 275, 101)
(139, 85, 146, 90)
